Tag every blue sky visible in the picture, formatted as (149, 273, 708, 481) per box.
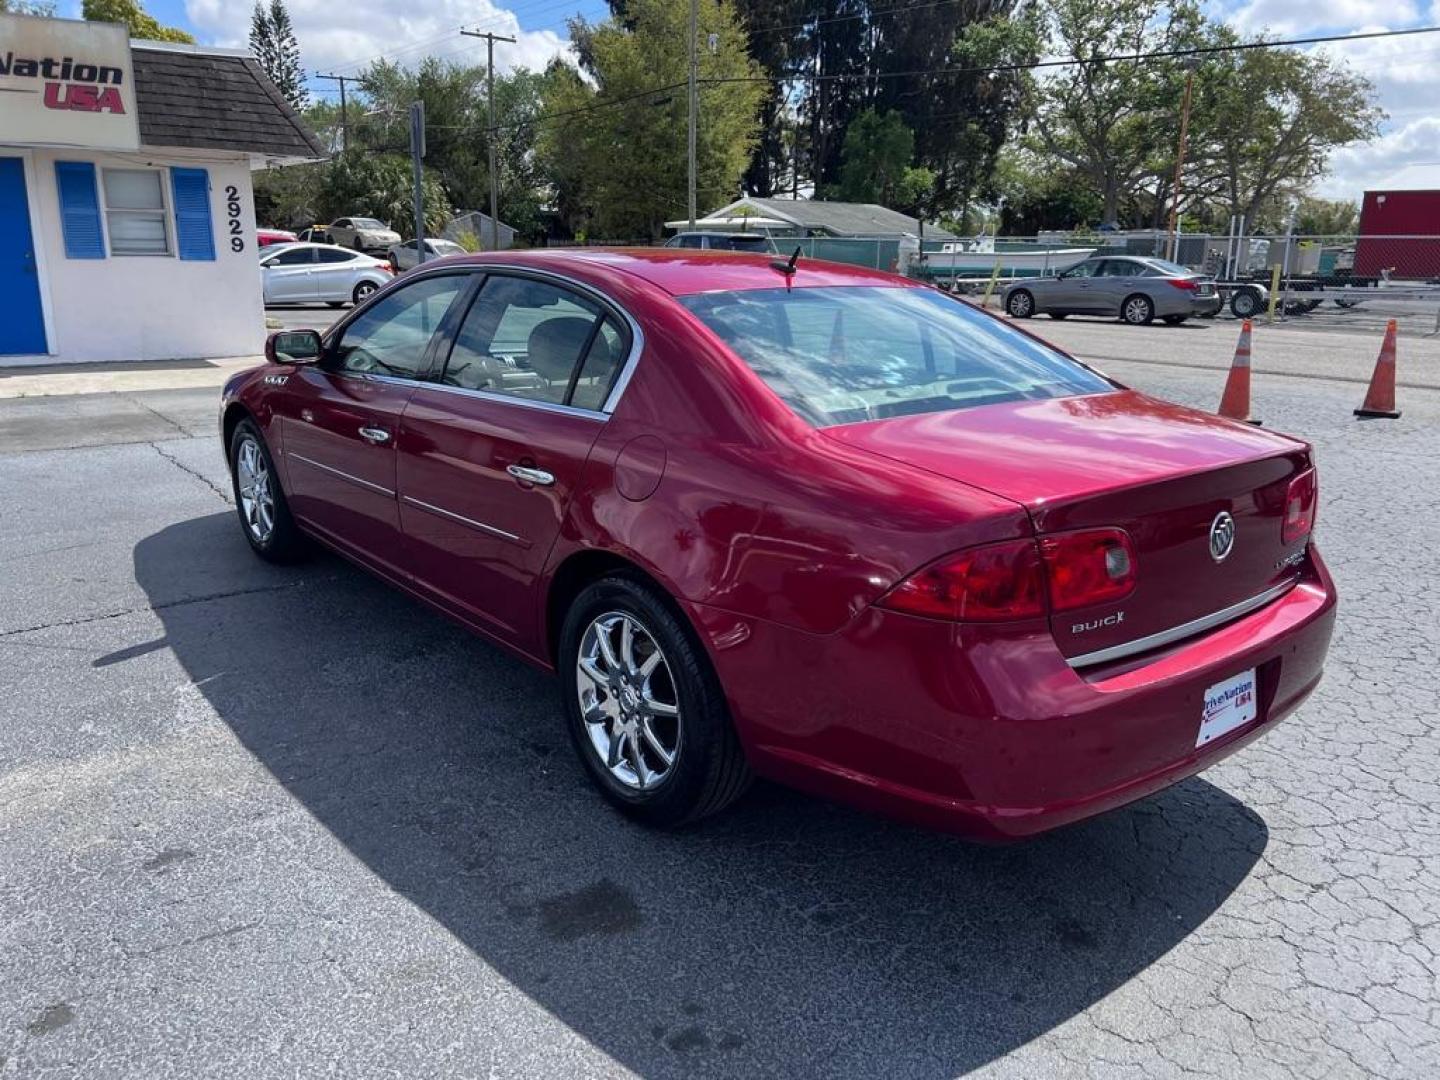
(59, 0, 1440, 199)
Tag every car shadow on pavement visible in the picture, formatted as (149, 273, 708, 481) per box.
(134, 514, 1269, 1079)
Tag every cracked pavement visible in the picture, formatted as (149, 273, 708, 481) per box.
(0, 333, 1437, 1078)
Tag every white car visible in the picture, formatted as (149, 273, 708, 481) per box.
(328, 216, 403, 253)
(259, 243, 393, 307)
(387, 238, 468, 270)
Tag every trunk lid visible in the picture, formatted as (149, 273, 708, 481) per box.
(823, 391, 1311, 662)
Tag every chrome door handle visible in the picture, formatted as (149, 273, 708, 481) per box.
(358, 426, 391, 444)
(506, 464, 555, 486)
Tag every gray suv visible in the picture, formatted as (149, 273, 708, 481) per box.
(1003, 256, 1221, 325)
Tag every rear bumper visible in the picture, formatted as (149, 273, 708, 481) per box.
(693, 547, 1337, 840)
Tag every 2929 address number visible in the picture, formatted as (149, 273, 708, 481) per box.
(225, 185, 244, 252)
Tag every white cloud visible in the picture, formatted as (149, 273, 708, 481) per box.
(183, 0, 572, 82)
(1316, 116, 1440, 196)
(1226, 0, 1420, 36)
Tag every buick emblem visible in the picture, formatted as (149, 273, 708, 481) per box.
(1209, 511, 1236, 563)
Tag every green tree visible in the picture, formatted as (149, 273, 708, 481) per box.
(318, 152, 452, 238)
(1191, 28, 1381, 233)
(249, 0, 307, 110)
(81, 0, 193, 43)
(835, 109, 934, 211)
(1025, 0, 1205, 226)
(1293, 197, 1359, 237)
(542, 0, 766, 240)
(0, 0, 58, 15)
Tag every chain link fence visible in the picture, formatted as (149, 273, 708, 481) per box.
(915, 231, 1440, 337)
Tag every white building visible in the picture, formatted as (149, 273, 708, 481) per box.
(0, 14, 323, 366)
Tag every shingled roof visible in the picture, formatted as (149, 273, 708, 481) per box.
(132, 43, 325, 162)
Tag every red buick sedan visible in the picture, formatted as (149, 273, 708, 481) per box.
(220, 250, 1336, 839)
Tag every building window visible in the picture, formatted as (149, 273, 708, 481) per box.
(102, 169, 170, 256)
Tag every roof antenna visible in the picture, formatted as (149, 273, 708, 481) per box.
(771, 246, 801, 276)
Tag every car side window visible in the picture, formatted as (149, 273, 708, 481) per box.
(316, 248, 357, 263)
(266, 247, 313, 266)
(1100, 260, 1136, 277)
(1064, 261, 1097, 279)
(334, 218, 350, 229)
(442, 275, 627, 409)
(333, 274, 467, 380)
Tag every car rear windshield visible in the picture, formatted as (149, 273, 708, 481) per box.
(1143, 258, 1192, 276)
(714, 235, 771, 250)
(679, 285, 1112, 428)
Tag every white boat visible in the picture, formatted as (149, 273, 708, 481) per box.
(921, 238, 1095, 278)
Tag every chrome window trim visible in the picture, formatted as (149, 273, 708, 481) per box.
(1067, 579, 1297, 669)
(401, 495, 525, 545)
(287, 452, 395, 497)
(410, 379, 609, 421)
(334, 262, 645, 417)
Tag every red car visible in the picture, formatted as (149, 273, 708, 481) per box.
(220, 250, 1336, 839)
(257, 228, 299, 248)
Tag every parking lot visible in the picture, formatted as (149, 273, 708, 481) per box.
(2, 319, 1437, 1078)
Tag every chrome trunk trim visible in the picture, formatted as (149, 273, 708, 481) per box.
(1067, 579, 1297, 669)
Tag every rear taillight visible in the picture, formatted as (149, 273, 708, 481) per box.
(378, 261, 394, 274)
(878, 528, 1137, 622)
(1040, 528, 1137, 612)
(1166, 278, 1198, 291)
(1282, 468, 1317, 544)
(878, 539, 1046, 622)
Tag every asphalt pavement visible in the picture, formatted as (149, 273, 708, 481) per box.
(1, 330, 1437, 1078)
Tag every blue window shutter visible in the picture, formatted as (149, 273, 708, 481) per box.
(170, 168, 216, 261)
(54, 162, 105, 259)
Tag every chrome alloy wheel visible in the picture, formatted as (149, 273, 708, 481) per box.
(1124, 296, 1152, 324)
(576, 612, 681, 791)
(235, 436, 275, 543)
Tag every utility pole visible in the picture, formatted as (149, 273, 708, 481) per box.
(314, 73, 354, 153)
(687, 0, 698, 228)
(461, 28, 517, 251)
(410, 101, 426, 263)
(1166, 67, 1196, 263)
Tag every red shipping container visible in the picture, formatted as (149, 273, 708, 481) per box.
(1354, 190, 1440, 280)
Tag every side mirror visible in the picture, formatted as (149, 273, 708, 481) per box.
(265, 328, 323, 365)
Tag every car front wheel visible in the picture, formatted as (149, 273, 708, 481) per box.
(560, 574, 751, 827)
(1122, 294, 1155, 325)
(1006, 289, 1035, 318)
(229, 419, 306, 562)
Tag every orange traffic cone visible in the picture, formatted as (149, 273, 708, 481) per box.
(1355, 319, 1402, 419)
(1219, 320, 1261, 425)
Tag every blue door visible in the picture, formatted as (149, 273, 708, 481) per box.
(0, 157, 48, 356)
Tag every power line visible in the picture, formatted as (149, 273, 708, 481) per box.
(704, 23, 1440, 86)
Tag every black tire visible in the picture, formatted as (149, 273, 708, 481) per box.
(352, 280, 379, 305)
(1006, 289, 1035, 318)
(1121, 293, 1154, 325)
(1230, 288, 1261, 319)
(559, 573, 751, 828)
(1162, 314, 1188, 326)
(353, 238, 364, 252)
(228, 419, 307, 563)
(1048, 312, 1068, 320)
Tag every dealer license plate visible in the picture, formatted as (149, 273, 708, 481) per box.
(1197, 669, 1257, 747)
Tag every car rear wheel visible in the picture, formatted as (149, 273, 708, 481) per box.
(1006, 289, 1035, 318)
(352, 280, 379, 304)
(228, 419, 306, 563)
(1121, 294, 1154, 325)
(559, 574, 751, 827)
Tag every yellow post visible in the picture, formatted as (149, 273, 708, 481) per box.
(982, 258, 1002, 308)
(1266, 263, 1282, 323)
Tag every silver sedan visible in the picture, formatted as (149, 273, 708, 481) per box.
(386, 238, 468, 271)
(259, 243, 394, 307)
(1002, 256, 1222, 325)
